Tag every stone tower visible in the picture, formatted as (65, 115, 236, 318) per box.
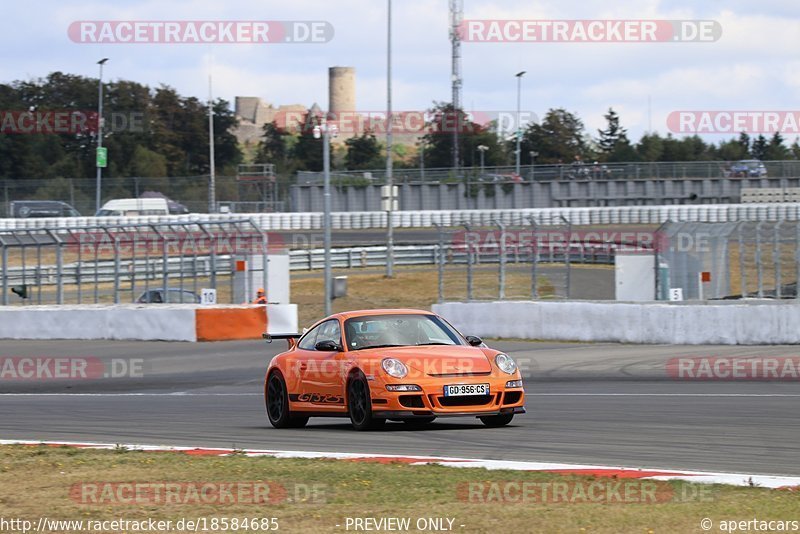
(328, 66, 355, 115)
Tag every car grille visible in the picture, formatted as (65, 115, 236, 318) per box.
(399, 395, 425, 408)
(436, 394, 495, 407)
(427, 371, 492, 378)
(503, 391, 523, 405)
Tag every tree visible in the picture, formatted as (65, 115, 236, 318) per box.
(597, 108, 625, 154)
(255, 121, 288, 168)
(764, 132, 789, 160)
(716, 137, 749, 161)
(420, 102, 503, 169)
(751, 135, 768, 160)
(291, 112, 324, 172)
(344, 130, 382, 170)
(636, 133, 664, 162)
(521, 108, 587, 164)
(737, 132, 751, 155)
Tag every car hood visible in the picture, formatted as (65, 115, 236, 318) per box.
(354, 345, 494, 377)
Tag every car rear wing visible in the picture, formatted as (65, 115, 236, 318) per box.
(263, 333, 301, 350)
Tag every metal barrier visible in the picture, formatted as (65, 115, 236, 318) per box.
(297, 160, 800, 184)
(3, 203, 800, 232)
(0, 220, 269, 306)
(657, 221, 800, 300)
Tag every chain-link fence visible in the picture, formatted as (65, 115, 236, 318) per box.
(0, 219, 271, 306)
(657, 221, 800, 300)
(429, 218, 633, 302)
(0, 175, 289, 217)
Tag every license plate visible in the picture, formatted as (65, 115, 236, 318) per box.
(443, 384, 489, 397)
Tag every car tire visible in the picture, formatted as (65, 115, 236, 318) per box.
(347, 371, 385, 431)
(479, 413, 514, 427)
(266, 372, 308, 429)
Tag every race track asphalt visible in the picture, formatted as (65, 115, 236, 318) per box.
(1, 339, 798, 476)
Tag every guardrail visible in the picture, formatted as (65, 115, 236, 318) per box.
(1, 243, 616, 288)
(297, 160, 800, 184)
(2, 203, 800, 232)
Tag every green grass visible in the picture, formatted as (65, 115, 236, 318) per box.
(0, 445, 797, 533)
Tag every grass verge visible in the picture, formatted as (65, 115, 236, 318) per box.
(0, 445, 797, 534)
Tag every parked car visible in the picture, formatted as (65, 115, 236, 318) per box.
(9, 200, 80, 218)
(139, 191, 190, 214)
(478, 173, 523, 183)
(136, 288, 201, 304)
(730, 160, 768, 177)
(95, 198, 170, 216)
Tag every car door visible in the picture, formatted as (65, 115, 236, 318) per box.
(297, 319, 345, 409)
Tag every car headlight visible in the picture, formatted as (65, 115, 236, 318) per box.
(495, 353, 517, 375)
(382, 358, 408, 378)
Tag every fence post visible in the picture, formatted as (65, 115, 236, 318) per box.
(261, 225, 269, 304)
(1, 240, 7, 305)
(561, 215, 572, 299)
(528, 216, 539, 299)
(493, 219, 506, 300)
(774, 222, 782, 299)
(756, 221, 764, 298)
(463, 224, 473, 301)
(53, 232, 64, 305)
(36, 241, 42, 305)
(796, 222, 800, 301)
(433, 222, 444, 304)
(738, 224, 746, 298)
(114, 237, 121, 304)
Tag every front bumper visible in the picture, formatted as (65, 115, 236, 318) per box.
(373, 406, 526, 419)
(369, 375, 525, 417)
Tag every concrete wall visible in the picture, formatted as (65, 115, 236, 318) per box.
(433, 300, 800, 345)
(290, 177, 800, 212)
(0, 304, 298, 342)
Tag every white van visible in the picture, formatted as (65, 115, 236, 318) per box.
(95, 198, 170, 217)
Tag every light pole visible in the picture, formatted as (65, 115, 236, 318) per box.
(314, 121, 338, 316)
(529, 150, 538, 180)
(95, 58, 109, 213)
(477, 144, 488, 176)
(515, 71, 526, 177)
(385, 0, 395, 278)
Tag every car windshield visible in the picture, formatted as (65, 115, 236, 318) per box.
(343, 314, 464, 351)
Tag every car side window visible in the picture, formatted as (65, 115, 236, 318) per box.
(298, 320, 340, 350)
(298, 324, 322, 350)
(316, 320, 342, 347)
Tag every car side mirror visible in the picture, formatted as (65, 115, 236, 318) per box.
(466, 335, 483, 347)
(315, 340, 341, 352)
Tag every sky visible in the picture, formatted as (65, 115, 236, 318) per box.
(2, 0, 799, 143)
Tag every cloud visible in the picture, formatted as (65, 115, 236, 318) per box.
(0, 0, 798, 143)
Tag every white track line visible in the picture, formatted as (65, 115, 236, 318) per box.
(1, 439, 799, 489)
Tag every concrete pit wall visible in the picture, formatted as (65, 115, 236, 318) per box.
(433, 301, 800, 345)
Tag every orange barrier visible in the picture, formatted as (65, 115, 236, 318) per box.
(195, 306, 267, 342)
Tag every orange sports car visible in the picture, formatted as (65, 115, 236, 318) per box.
(263, 309, 525, 431)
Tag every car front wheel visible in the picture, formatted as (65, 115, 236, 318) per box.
(479, 413, 514, 427)
(347, 371, 385, 431)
